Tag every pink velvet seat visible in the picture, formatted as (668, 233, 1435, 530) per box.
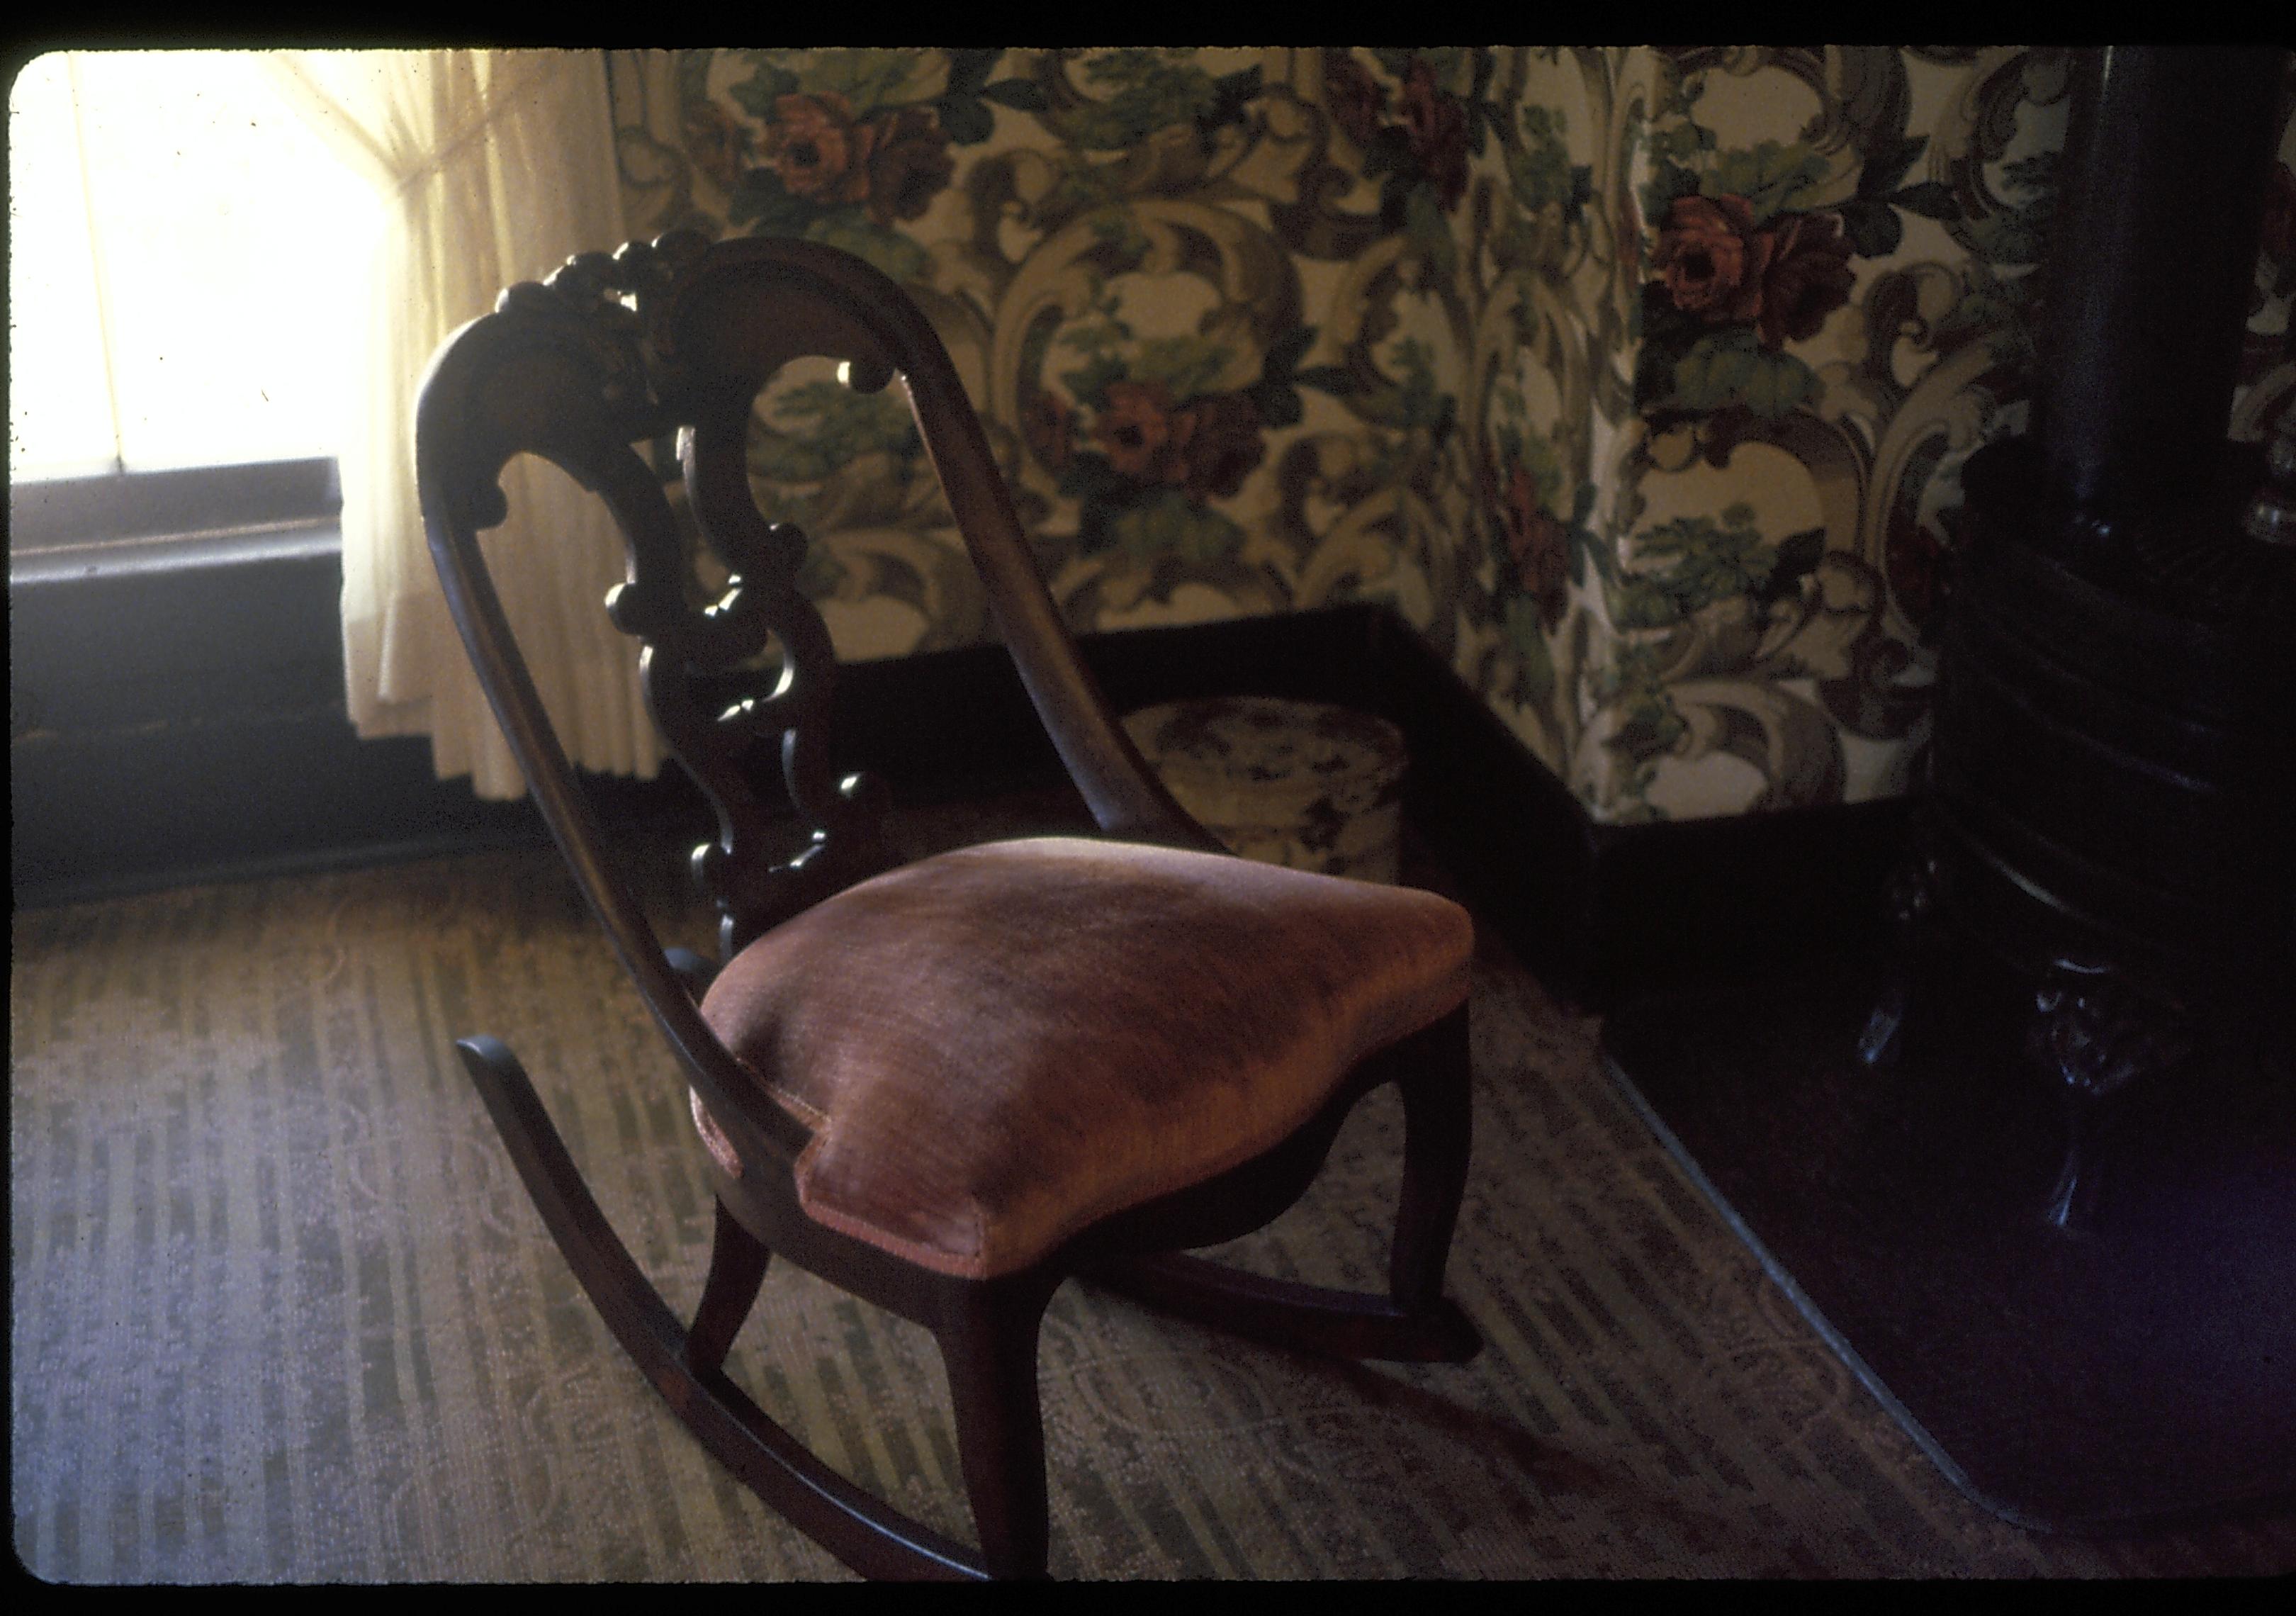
(695, 836, 1476, 1279)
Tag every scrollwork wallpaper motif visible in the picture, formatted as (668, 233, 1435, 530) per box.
(606, 46, 2294, 826)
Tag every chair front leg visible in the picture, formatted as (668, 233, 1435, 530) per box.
(935, 1280, 1058, 1581)
(687, 1199, 772, 1374)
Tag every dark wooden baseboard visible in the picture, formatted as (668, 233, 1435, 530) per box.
(1368, 610, 1908, 1005)
(11, 584, 1905, 1006)
(833, 605, 1908, 1006)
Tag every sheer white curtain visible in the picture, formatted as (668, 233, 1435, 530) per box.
(265, 49, 668, 799)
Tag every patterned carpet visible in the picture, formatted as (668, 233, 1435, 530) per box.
(13, 812, 2296, 1581)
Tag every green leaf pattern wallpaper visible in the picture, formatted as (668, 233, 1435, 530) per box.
(606, 47, 2296, 826)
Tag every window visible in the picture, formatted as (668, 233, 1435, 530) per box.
(8, 50, 386, 560)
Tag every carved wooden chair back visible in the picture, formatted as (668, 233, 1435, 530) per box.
(424, 236, 1205, 932)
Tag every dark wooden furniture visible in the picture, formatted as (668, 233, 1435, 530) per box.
(413, 232, 1482, 1580)
(1604, 46, 2295, 1532)
(1859, 45, 2295, 1228)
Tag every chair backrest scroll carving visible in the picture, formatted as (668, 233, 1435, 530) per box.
(416, 232, 1218, 1169)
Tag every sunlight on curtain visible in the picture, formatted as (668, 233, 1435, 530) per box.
(262, 49, 663, 799)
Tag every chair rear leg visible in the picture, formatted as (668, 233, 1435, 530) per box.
(1087, 1004, 1482, 1364)
(936, 1285, 1057, 1580)
(687, 1200, 772, 1374)
(1390, 1002, 1474, 1315)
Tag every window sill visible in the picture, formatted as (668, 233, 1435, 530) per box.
(9, 517, 697, 907)
(9, 520, 342, 586)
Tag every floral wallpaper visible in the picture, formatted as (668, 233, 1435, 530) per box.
(604, 47, 2296, 826)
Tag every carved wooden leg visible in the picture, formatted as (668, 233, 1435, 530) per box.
(2026, 959, 2193, 1234)
(686, 1200, 771, 1374)
(936, 1285, 1055, 1581)
(1086, 1006, 1482, 1364)
(454, 1036, 986, 1580)
(1858, 814, 1948, 1070)
(1390, 1005, 1474, 1318)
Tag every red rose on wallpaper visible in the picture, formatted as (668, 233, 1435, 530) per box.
(1095, 381, 1186, 483)
(683, 101, 753, 195)
(2262, 162, 2296, 263)
(1091, 381, 1265, 500)
(1501, 463, 1571, 629)
(1174, 391, 1266, 502)
(1399, 58, 1470, 211)
(767, 93, 872, 203)
(762, 93, 954, 224)
(1322, 52, 1386, 150)
(1653, 194, 1774, 324)
(1755, 211, 1857, 349)
(1655, 194, 1857, 349)
(862, 106, 954, 225)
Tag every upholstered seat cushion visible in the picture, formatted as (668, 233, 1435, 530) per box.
(692, 836, 1474, 1279)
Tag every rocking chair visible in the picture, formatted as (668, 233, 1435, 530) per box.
(414, 231, 1482, 1580)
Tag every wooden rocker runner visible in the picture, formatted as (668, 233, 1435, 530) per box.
(415, 231, 1482, 1579)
